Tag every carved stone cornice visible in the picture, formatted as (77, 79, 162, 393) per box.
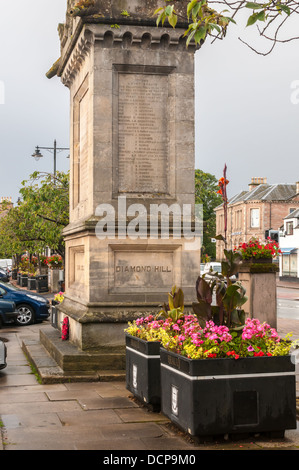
(59, 28, 94, 88)
(92, 24, 197, 52)
(59, 23, 197, 87)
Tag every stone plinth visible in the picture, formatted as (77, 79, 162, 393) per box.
(238, 261, 279, 329)
(50, 0, 200, 367)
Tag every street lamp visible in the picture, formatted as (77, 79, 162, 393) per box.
(31, 140, 69, 178)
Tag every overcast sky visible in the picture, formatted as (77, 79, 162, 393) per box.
(0, 0, 298, 205)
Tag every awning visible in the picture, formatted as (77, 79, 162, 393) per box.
(280, 247, 298, 254)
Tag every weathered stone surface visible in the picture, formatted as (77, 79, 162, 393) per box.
(50, 0, 200, 357)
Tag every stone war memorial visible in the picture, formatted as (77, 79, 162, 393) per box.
(44, 0, 201, 377)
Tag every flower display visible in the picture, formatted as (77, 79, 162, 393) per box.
(47, 254, 63, 269)
(61, 317, 69, 341)
(39, 255, 48, 266)
(234, 237, 281, 260)
(125, 315, 295, 360)
(54, 291, 64, 303)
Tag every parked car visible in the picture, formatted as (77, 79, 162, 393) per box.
(0, 339, 7, 370)
(0, 282, 50, 326)
(0, 268, 9, 282)
(202, 262, 237, 282)
(0, 259, 12, 273)
(0, 298, 19, 328)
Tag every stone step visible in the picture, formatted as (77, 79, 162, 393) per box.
(21, 328, 126, 384)
(40, 328, 126, 371)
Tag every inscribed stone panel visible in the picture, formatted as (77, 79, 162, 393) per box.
(69, 246, 85, 286)
(112, 250, 174, 292)
(118, 73, 169, 194)
(79, 92, 89, 202)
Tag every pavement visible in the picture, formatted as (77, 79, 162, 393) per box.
(0, 281, 299, 453)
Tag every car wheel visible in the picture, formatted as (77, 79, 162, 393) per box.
(15, 304, 35, 326)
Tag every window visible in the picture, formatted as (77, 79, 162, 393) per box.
(250, 208, 260, 228)
(286, 221, 294, 235)
(234, 210, 242, 230)
(282, 254, 297, 277)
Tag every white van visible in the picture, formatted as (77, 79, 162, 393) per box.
(0, 259, 12, 272)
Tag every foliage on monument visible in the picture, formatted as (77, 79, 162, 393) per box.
(155, 0, 295, 55)
(195, 169, 222, 259)
(192, 248, 246, 329)
(0, 171, 69, 261)
(156, 0, 236, 46)
(69, 0, 97, 17)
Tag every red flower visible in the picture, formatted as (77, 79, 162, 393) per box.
(61, 317, 69, 341)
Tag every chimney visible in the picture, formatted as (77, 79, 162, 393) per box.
(248, 177, 267, 191)
(296, 181, 299, 194)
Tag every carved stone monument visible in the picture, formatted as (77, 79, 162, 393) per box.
(46, 0, 201, 375)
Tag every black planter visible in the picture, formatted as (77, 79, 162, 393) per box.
(160, 348, 297, 437)
(17, 273, 21, 285)
(11, 269, 17, 280)
(51, 305, 59, 329)
(27, 277, 36, 290)
(125, 334, 161, 409)
(36, 275, 49, 293)
(20, 275, 28, 287)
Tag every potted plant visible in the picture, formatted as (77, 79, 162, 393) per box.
(158, 251, 297, 438)
(27, 272, 37, 290)
(51, 292, 64, 329)
(235, 237, 281, 264)
(47, 254, 63, 269)
(11, 267, 18, 280)
(124, 287, 186, 409)
(19, 270, 28, 288)
(159, 314, 297, 437)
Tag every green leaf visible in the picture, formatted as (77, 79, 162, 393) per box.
(186, 28, 196, 46)
(194, 26, 207, 43)
(156, 11, 166, 26)
(168, 13, 178, 28)
(173, 288, 184, 309)
(246, 10, 265, 26)
(187, 0, 200, 18)
(245, 2, 265, 9)
(192, 2, 201, 19)
(165, 5, 173, 15)
(280, 4, 291, 15)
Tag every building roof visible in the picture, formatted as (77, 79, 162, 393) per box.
(284, 208, 299, 220)
(215, 183, 297, 210)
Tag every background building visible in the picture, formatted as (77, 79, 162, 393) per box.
(215, 178, 299, 260)
(279, 208, 299, 282)
(0, 197, 13, 219)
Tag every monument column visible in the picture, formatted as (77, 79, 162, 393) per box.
(48, 0, 201, 371)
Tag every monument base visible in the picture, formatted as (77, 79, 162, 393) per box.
(56, 296, 161, 351)
(22, 325, 126, 384)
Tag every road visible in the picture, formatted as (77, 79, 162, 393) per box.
(277, 286, 299, 320)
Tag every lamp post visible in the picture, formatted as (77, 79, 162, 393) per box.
(31, 140, 69, 178)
